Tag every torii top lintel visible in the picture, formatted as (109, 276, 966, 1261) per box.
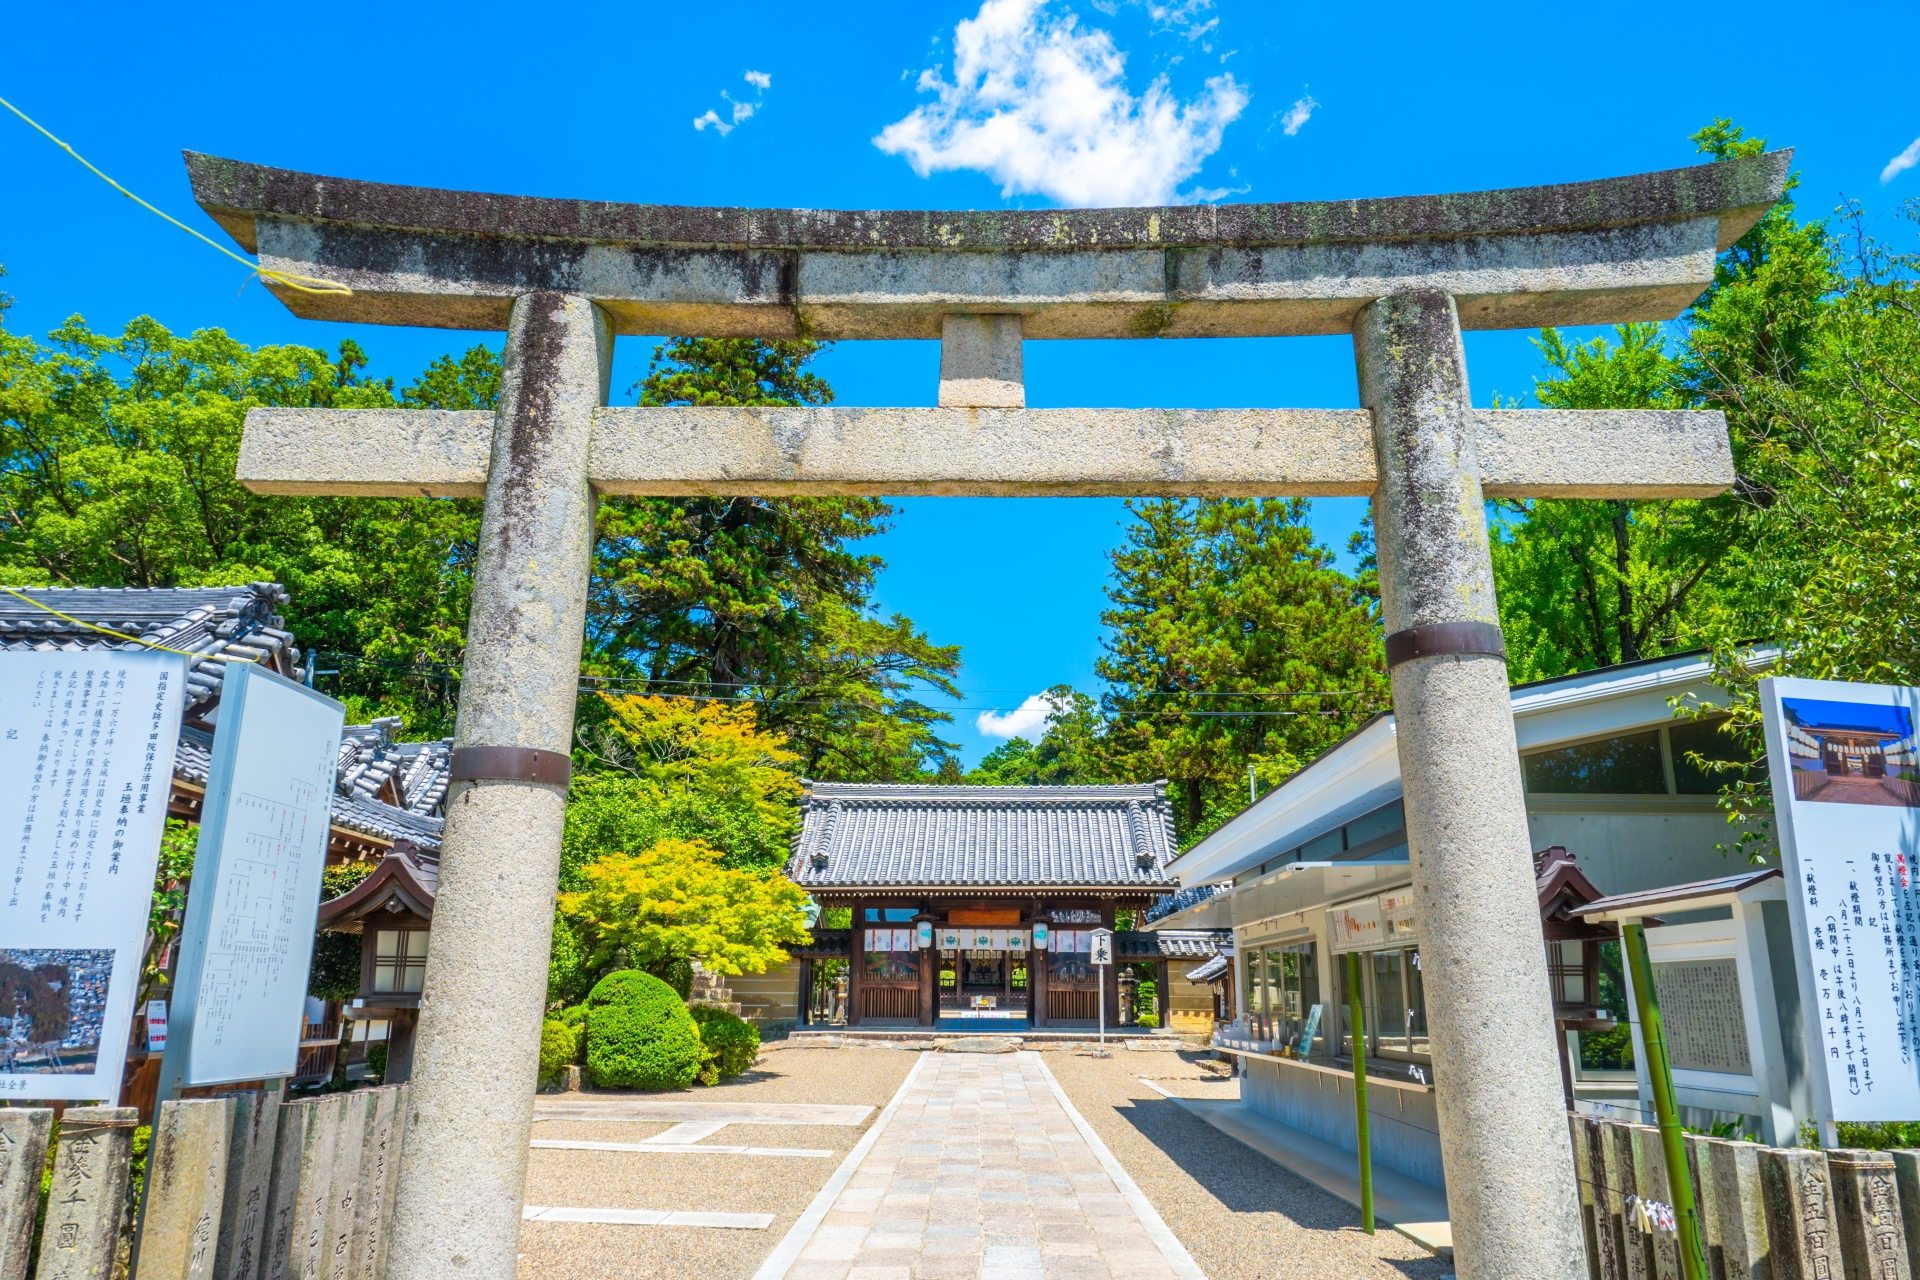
(184, 150, 1790, 342)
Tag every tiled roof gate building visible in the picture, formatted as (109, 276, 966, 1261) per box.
(785, 781, 1187, 1030)
(186, 147, 1790, 1280)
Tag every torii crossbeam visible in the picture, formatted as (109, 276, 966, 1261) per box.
(186, 148, 1790, 1280)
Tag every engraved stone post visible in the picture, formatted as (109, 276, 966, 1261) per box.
(136, 1098, 235, 1280)
(0, 1109, 53, 1280)
(1760, 1147, 1846, 1280)
(262, 1099, 318, 1280)
(32, 1106, 138, 1280)
(1827, 1149, 1911, 1280)
(1572, 1116, 1606, 1280)
(1709, 1138, 1770, 1280)
(1605, 1122, 1656, 1280)
(1583, 1117, 1627, 1280)
(355, 1088, 405, 1280)
(1680, 1135, 1725, 1280)
(1888, 1151, 1920, 1280)
(386, 292, 611, 1280)
(215, 1091, 281, 1280)
(262, 1096, 344, 1280)
(1631, 1125, 1684, 1280)
(321, 1093, 370, 1280)
(1358, 287, 1585, 1278)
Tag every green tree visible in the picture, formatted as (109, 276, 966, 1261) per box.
(0, 315, 487, 735)
(965, 686, 1107, 786)
(559, 837, 813, 979)
(590, 336, 961, 780)
(1490, 120, 1837, 685)
(1685, 201, 1920, 860)
(1098, 498, 1386, 840)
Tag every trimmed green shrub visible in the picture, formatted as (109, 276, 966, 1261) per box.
(539, 1019, 581, 1078)
(585, 971, 702, 1090)
(366, 1042, 389, 1084)
(555, 1004, 590, 1061)
(690, 1006, 760, 1084)
(1132, 1013, 1158, 1030)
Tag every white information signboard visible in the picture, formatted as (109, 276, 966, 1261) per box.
(159, 661, 343, 1092)
(1761, 675, 1920, 1124)
(0, 651, 186, 1100)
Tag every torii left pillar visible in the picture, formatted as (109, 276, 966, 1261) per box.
(385, 292, 610, 1280)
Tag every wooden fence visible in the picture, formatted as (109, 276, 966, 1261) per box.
(858, 987, 919, 1021)
(0, 1085, 407, 1280)
(1048, 990, 1097, 1021)
(1573, 1113, 1916, 1279)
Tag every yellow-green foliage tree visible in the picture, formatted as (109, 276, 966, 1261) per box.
(564, 693, 802, 883)
(560, 837, 812, 979)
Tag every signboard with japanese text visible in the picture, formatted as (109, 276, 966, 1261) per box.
(1089, 928, 1113, 966)
(1761, 675, 1920, 1122)
(0, 651, 186, 1100)
(158, 662, 343, 1093)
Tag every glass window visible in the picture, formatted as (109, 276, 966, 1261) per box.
(1276, 943, 1320, 1054)
(1343, 801, 1405, 849)
(1333, 947, 1429, 1063)
(1300, 829, 1343, 860)
(1669, 718, 1766, 794)
(373, 930, 428, 993)
(1523, 731, 1666, 794)
(1335, 954, 1359, 1056)
(1371, 951, 1405, 1044)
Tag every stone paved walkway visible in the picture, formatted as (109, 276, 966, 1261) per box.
(772, 1051, 1204, 1280)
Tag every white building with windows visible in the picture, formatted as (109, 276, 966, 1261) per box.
(1146, 650, 1812, 1195)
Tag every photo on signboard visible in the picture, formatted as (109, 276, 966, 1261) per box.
(0, 948, 114, 1075)
(1781, 697, 1920, 806)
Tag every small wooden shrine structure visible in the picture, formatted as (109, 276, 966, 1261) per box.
(784, 781, 1181, 1030)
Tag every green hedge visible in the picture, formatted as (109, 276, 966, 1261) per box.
(540, 1019, 582, 1077)
(585, 971, 702, 1090)
(690, 1006, 760, 1084)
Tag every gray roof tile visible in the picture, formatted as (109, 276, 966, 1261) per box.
(786, 781, 1178, 890)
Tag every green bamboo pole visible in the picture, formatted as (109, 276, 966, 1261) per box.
(1346, 951, 1374, 1234)
(1623, 922, 1707, 1280)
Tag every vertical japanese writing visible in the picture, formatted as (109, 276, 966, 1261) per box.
(9, 670, 53, 909)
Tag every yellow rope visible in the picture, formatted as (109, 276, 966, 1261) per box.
(1, 585, 255, 664)
(0, 95, 351, 298)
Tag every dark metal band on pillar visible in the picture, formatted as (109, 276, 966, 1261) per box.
(1383, 620, 1507, 671)
(448, 746, 572, 787)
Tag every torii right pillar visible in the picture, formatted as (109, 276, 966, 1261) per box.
(1359, 288, 1586, 1274)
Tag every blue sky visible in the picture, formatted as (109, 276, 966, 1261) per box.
(4, 0, 1915, 764)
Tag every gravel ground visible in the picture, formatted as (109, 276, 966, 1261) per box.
(515, 1047, 917, 1280)
(1044, 1049, 1455, 1280)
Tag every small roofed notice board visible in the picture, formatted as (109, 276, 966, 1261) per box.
(161, 661, 343, 1091)
(1761, 675, 1920, 1121)
(0, 651, 186, 1099)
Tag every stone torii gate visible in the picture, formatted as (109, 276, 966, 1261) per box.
(185, 148, 1787, 1280)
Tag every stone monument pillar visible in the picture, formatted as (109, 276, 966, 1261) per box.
(1357, 289, 1586, 1278)
(386, 292, 611, 1280)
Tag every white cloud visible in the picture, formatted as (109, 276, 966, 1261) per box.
(873, 0, 1249, 207)
(1883, 137, 1920, 185)
(976, 693, 1059, 739)
(1279, 94, 1317, 137)
(693, 71, 770, 137)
